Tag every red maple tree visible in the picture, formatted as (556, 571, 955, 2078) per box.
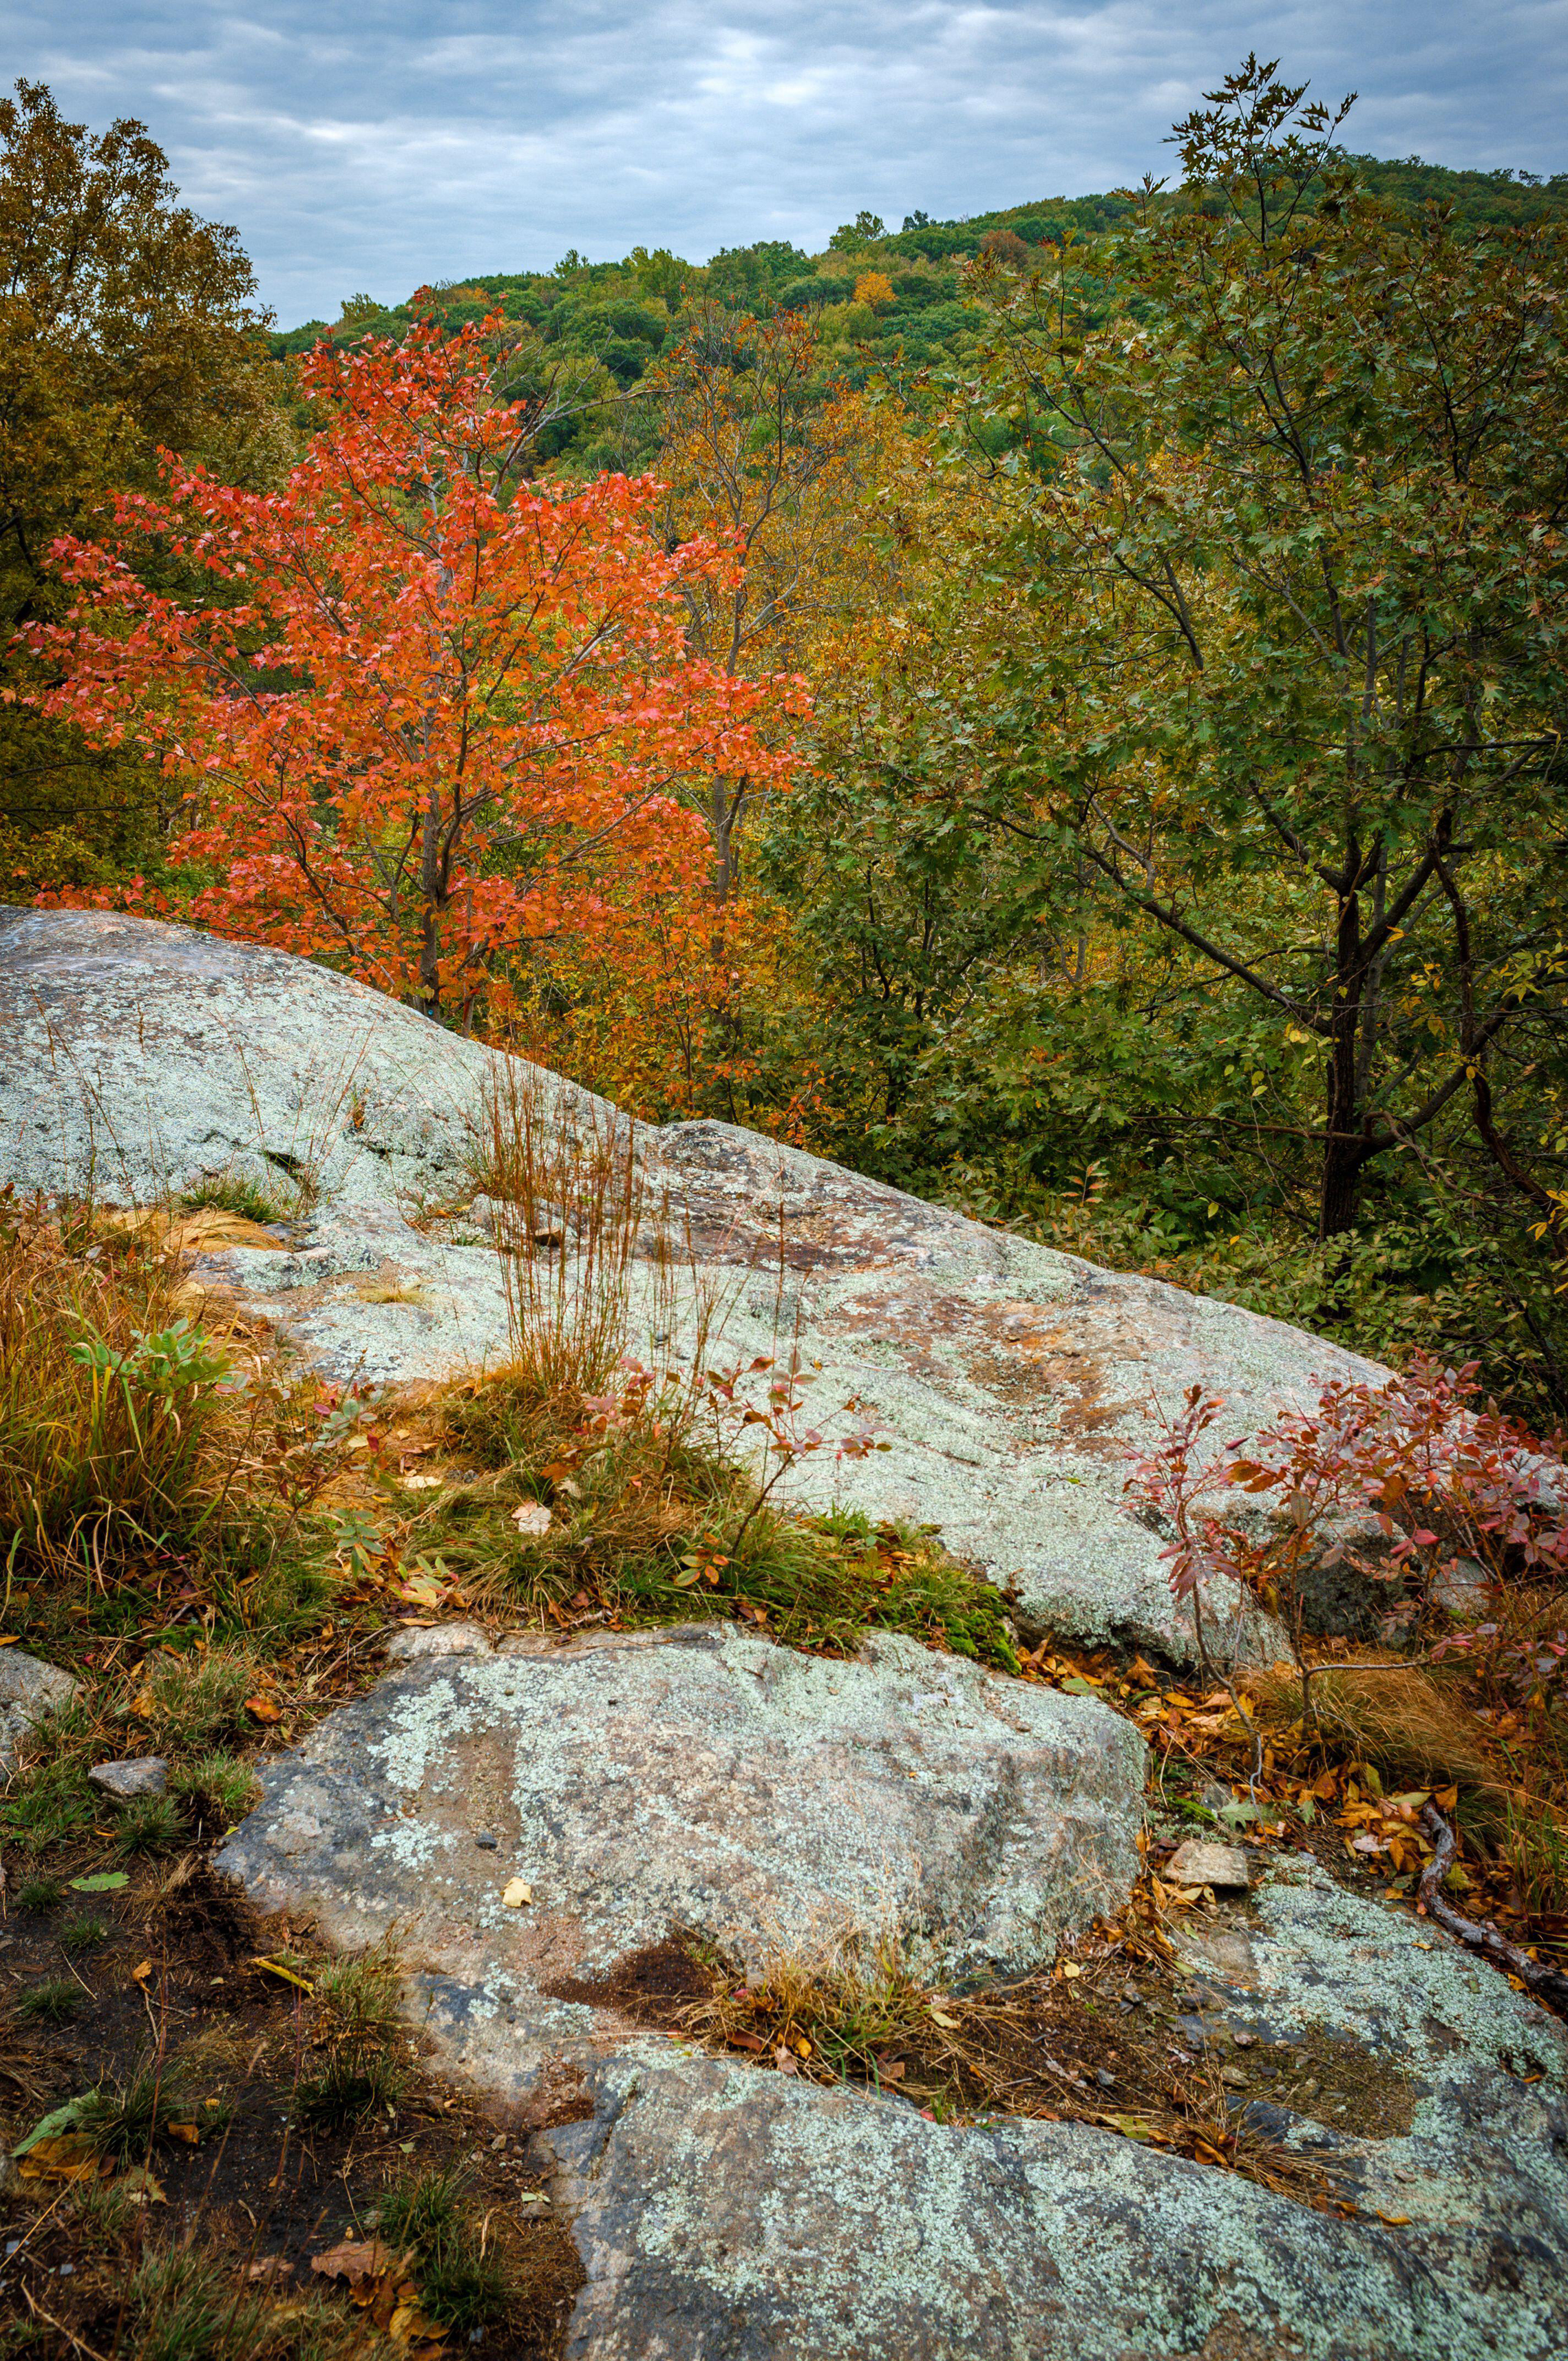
(25, 308, 803, 1022)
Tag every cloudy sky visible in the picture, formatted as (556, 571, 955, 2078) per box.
(12, 2, 1568, 326)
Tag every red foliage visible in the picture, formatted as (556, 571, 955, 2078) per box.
(1127, 1356, 1568, 1684)
(24, 309, 805, 1023)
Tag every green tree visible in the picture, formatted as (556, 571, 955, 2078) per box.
(0, 78, 282, 887)
(970, 58, 1568, 1250)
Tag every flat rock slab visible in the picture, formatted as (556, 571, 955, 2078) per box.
(218, 1623, 1145, 1984)
(0, 909, 1389, 1659)
(218, 1639, 1568, 2361)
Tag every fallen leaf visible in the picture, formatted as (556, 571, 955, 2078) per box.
(510, 1501, 553, 1538)
(402, 1473, 443, 1491)
(130, 1959, 153, 1984)
(1099, 2113, 1174, 2144)
(312, 2239, 403, 2293)
(1374, 2212, 1412, 2227)
(928, 2005, 962, 2029)
(1059, 1960, 1083, 1981)
(251, 1954, 315, 1994)
(17, 2132, 104, 2182)
(502, 1877, 532, 1908)
(13, 2099, 85, 2156)
(70, 1871, 129, 1893)
(246, 1695, 283, 1724)
(114, 2166, 166, 2205)
(165, 2121, 200, 2146)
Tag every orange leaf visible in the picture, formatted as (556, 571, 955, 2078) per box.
(246, 1695, 282, 1723)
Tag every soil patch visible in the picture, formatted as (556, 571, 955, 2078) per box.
(0, 1851, 582, 2359)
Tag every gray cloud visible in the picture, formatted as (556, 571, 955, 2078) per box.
(13, 2, 1568, 324)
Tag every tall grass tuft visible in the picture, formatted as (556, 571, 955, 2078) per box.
(465, 1061, 643, 1411)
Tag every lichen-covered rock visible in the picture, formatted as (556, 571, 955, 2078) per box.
(0, 1646, 81, 1779)
(217, 1622, 1145, 1984)
(0, 907, 1390, 1660)
(436, 1853, 1568, 2361)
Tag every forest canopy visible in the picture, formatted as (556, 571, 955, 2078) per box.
(6, 60, 1567, 1426)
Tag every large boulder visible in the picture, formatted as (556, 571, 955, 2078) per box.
(0, 906, 1386, 1658)
(216, 1621, 1147, 1986)
(215, 1623, 1568, 2360)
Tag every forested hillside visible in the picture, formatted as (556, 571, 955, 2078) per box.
(271, 150, 1568, 474)
(5, 64, 1567, 1424)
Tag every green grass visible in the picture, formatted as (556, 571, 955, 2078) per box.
(375, 2166, 511, 2331)
(180, 1169, 295, 1227)
(115, 1794, 184, 1856)
(172, 1752, 259, 1827)
(432, 1370, 1018, 1668)
(16, 1977, 86, 2024)
(1, 1726, 98, 1853)
(294, 1944, 408, 2129)
(14, 1874, 65, 1912)
(129, 2243, 366, 2361)
(59, 1913, 109, 1952)
(76, 2054, 191, 2162)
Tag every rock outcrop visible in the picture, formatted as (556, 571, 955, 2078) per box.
(0, 906, 1386, 1660)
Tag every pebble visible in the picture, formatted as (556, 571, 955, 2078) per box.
(475, 1832, 499, 1850)
(1167, 1839, 1253, 1892)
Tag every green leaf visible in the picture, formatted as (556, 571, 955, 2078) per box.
(70, 1870, 130, 1893)
(14, 2098, 86, 2157)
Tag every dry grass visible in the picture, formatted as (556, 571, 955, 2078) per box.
(465, 1060, 643, 1408)
(1253, 1653, 1505, 1799)
(674, 1913, 1346, 2210)
(0, 1194, 248, 1589)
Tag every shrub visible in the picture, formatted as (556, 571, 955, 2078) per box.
(1127, 1354, 1568, 1715)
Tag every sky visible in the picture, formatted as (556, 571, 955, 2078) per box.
(11, 1, 1568, 326)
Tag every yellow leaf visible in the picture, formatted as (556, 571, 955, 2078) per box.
(1059, 1960, 1083, 1980)
(18, 2133, 103, 2182)
(131, 1958, 153, 1984)
(928, 2004, 962, 2029)
(502, 1877, 532, 1908)
(251, 1954, 315, 1994)
(165, 2121, 200, 2146)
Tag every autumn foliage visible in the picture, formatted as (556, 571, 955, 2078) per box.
(25, 309, 802, 1021)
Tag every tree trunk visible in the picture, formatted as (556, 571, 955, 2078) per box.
(1319, 863, 1366, 1240)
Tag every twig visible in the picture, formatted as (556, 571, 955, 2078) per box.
(21, 2286, 114, 2361)
(1419, 1806, 1568, 2009)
